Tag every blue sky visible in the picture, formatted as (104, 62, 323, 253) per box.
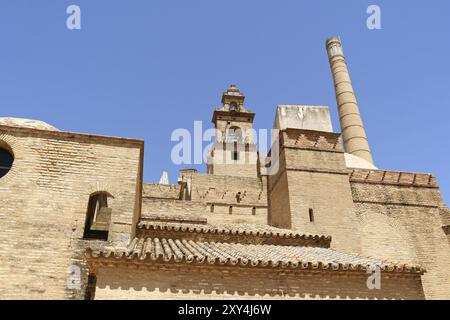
(0, 1, 449, 203)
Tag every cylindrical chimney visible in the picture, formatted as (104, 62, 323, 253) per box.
(326, 37, 374, 164)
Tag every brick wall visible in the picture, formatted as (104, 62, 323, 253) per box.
(143, 183, 180, 200)
(443, 226, 450, 246)
(0, 126, 142, 299)
(268, 129, 361, 254)
(209, 142, 258, 178)
(207, 203, 267, 225)
(187, 173, 268, 225)
(142, 198, 207, 220)
(141, 166, 269, 225)
(351, 180, 450, 299)
(267, 150, 291, 228)
(94, 264, 425, 300)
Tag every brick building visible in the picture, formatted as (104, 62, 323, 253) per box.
(0, 37, 449, 300)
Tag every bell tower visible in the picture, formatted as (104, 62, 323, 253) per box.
(207, 85, 258, 178)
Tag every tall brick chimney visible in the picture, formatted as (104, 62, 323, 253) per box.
(326, 37, 374, 164)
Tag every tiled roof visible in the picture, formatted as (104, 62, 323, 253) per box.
(137, 221, 331, 247)
(86, 237, 425, 274)
(141, 214, 208, 225)
(138, 220, 326, 239)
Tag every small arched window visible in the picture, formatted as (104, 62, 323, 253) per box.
(0, 147, 13, 178)
(83, 192, 112, 241)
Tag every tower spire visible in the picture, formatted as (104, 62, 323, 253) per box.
(326, 37, 374, 164)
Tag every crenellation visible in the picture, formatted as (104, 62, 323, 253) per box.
(350, 169, 438, 188)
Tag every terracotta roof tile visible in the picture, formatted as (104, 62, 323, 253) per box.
(138, 221, 325, 238)
(141, 214, 207, 225)
(136, 221, 331, 247)
(86, 238, 425, 274)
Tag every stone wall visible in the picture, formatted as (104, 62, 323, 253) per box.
(0, 126, 143, 299)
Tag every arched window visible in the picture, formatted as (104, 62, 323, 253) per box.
(83, 192, 113, 240)
(227, 126, 243, 143)
(0, 147, 13, 178)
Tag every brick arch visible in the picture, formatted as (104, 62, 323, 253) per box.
(357, 211, 418, 264)
(84, 182, 117, 198)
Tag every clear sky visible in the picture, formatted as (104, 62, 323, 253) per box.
(0, 1, 449, 204)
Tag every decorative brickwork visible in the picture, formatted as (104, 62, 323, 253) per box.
(281, 129, 342, 152)
(349, 169, 438, 188)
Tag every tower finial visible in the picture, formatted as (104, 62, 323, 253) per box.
(326, 36, 374, 164)
(221, 84, 245, 111)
